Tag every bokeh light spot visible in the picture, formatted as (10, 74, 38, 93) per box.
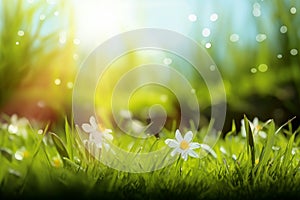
(210, 13, 218, 22)
(230, 34, 239, 42)
(54, 78, 61, 86)
(256, 34, 267, 42)
(251, 68, 257, 73)
(290, 48, 298, 56)
(290, 7, 297, 14)
(258, 64, 268, 72)
(39, 14, 46, 21)
(280, 26, 287, 34)
(205, 42, 212, 48)
(202, 28, 211, 37)
(188, 14, 197, 22)
(163, 57, 172, 65)
(17, 30, 25, 36)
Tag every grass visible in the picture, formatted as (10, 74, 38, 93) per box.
(1, 115, 300, 199)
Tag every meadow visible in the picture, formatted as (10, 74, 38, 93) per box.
(1, 0, 300, 199)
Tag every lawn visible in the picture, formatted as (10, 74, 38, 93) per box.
(1, 115, 300, 199)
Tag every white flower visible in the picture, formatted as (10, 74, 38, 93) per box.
(14, 147, 30, 161)
(6, 114, 29, 138)
(165, 129, 216, 161)
(241, 117, 267, 139)
(81, 116, 113, 149)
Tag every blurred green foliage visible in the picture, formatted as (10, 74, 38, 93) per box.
(0, 0, 299, 132)
(91, 0, 300, 132)
(0, 0, 76, 123)
(204, 0, 300, 129)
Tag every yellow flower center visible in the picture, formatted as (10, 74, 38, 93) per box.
(98, 124, 105, 132)
(255, 124, 262, 131)
(52, 157, 62, 168)
(23, 150, 29, 158)
(180, 140, 189, 150)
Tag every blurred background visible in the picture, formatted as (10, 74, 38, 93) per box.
(0, 0, 299, 133)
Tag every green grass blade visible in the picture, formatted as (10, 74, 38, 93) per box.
(275, 116, 296, 135)
(254, 120, 275, 181)
(244, 115, 255, 167)
(62, 157, 83, 172)
(225, 119, 237, 139)
(0, 147, 13, 162)
(65, 118, 73, 160)
(281, 133, 295, 171)
(50, 132, 70, 159)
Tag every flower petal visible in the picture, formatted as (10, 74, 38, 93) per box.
(96, 142, 103, 149)
(240, 119, 245, 126)
(19, 117, 29, 125)
(241, 127, 246, 137)
(175, 129, 183, 142)
(89, 133, 94, 140)
(89, 116, 98, 130)
(91, 132, 103, 144)
(104, 132, 113, 141)
(105, 129, 112, 133)
(258, 131, 267, 139)
(181, 151, 188, 161)
(11, 114, 18, 123)
(165, 139, 179, 148)
(170, 148, 179, 157)
(189, 142, 201, 149)
(240, 119, 247, 137)
(188, 149, 199, 158)
(249, 121, 255, 132)
(253, 117, 259, 126)
(184, 131, 193, 142)
(82, 123, 94, 133)
(103, 143, 111, 150)
(200, 144, 217, 158)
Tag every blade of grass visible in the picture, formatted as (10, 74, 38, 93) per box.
(20, 123, 49, 194)
(0, 148, 13, 162)
(50, 132, 70, 159)
(254, 120, 275, 183)
(281, 132, 296, 171)
(226, 119, 237, 139)
(62, 157, 83, 173)
(65, 118, 73, 160)
(244, 115, 255, 167)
